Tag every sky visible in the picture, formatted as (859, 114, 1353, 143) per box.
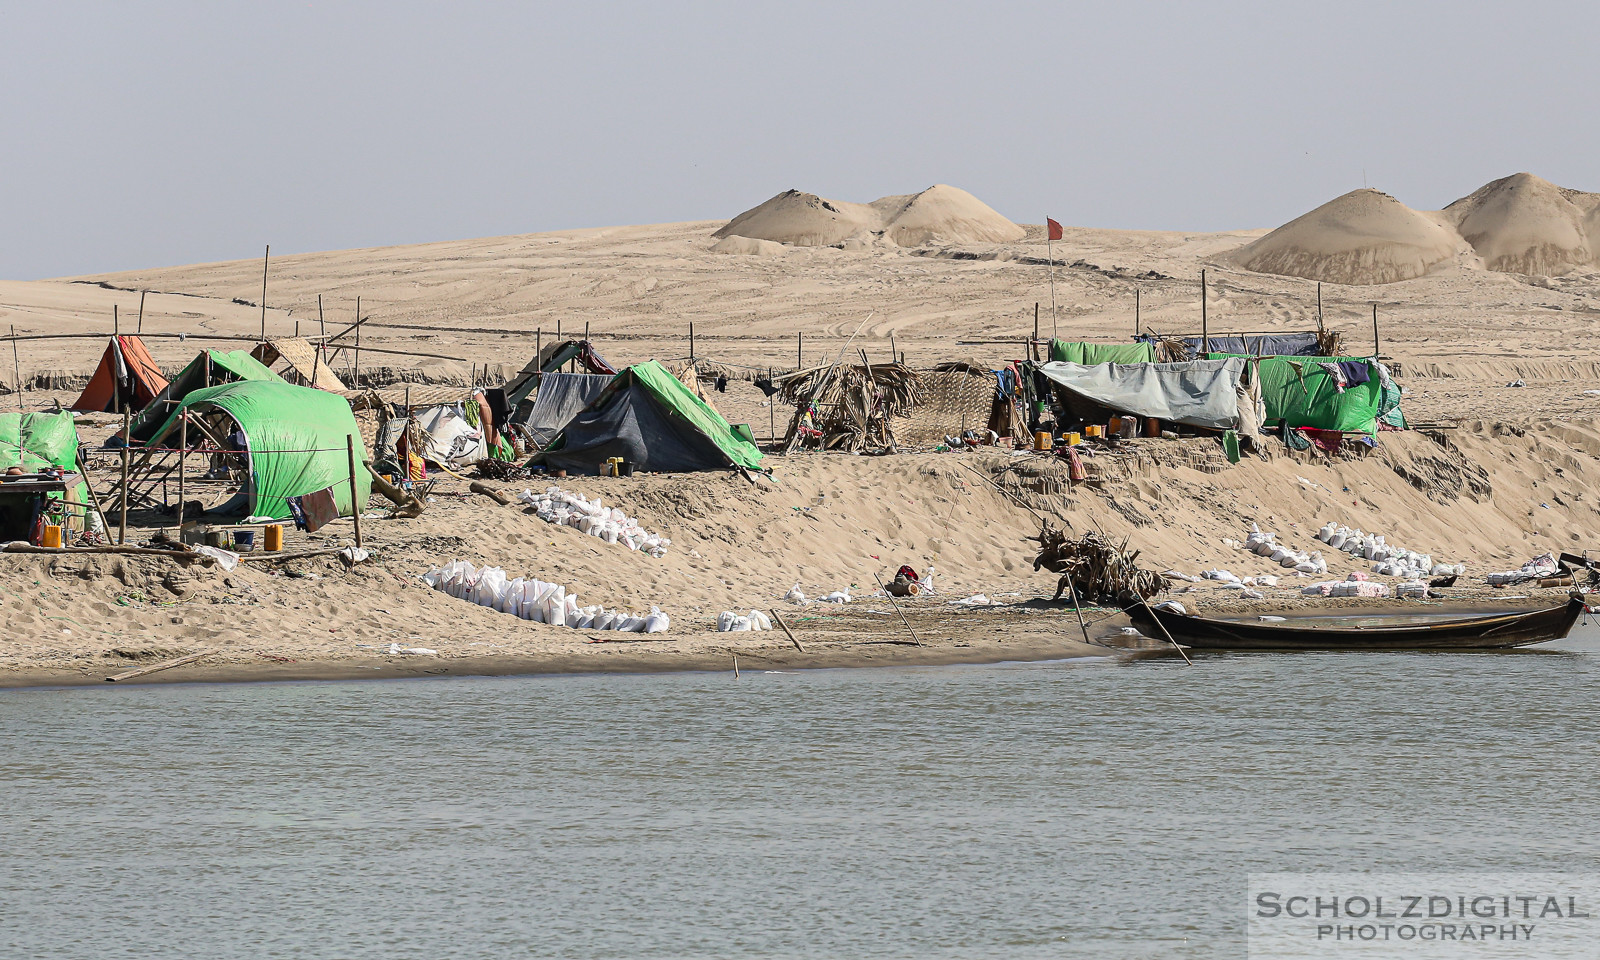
(3, 1, 1597, 280)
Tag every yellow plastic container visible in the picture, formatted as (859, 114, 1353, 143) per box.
(41, 524, 62, 548)
(1033, 430, 1052, 451)
(1065, 432, 1082, 446)
(263, 523, 284, 552)
(1084, 425, 1102, 438)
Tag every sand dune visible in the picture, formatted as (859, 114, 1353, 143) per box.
(1225, 189, 1462, 285)
(715, 184, 1023, 248)
(1444, 172, 1595, 276)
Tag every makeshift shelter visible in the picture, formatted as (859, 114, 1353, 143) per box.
(1208, 354, 1391, 435)
(146, 381, 370, 522)
(503, 339, 617, 412)
(126, 349, 284, 445)
(509, 372, 612, 448)
(1049, 340, 1155, 365)
(70, 336, 169, 413)
(0, 411, 90, 541)
(539, 361, 765, 475)
(1036, 358, 1247, 430)
(251, 337, 348, 391)
(894, 365, 1005, 447)
(779, 362, 924, 451)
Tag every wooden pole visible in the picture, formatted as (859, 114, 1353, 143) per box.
(689, 322, 695, 361)
(137, 290, 146, 334)
(1047, 233, 1058, 337)
(352, 296, 361, 388)
(346, 434, 363, 548)
(584, 321, 590, 341)
(10, 325, 21, 411)
(119, 407, 131, 545)
(1371, 302, 1380, 358)
(796, 331, 802, 369)
(770, 608, 804, 652)
(75, 447, 110, 538)
(1138, 599, 1195, 666)
(1134, 287, 1141, 337)
(556, 317, 562, 342)
(318, 295, 326, 339)
(1033, 302, 1040, 346)
(177, 414, 187, 529)
(105, 650, 214, 683)
(259, 245, 270, 340)
(1200, 269, 1208, 355)
(873, 573, 923, 646)
(113, 303, 119, 336)
(889, 331, 897, 366)
(1316, 282, 1323, 331)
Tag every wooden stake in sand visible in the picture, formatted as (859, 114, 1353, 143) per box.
(1200, 268, 1209, 355)
(106, 650, 214, 683)
(176, 414, 187, 528)
(10, 325, 21, 411)
(796, 331, 802, 369)
(119, 406, 131, 545)
(353, 296, 361, 389)
(346, 434, 363, 548)
(1134, 287, 1141, 337)
(733, 654, 739, 679)
(136, 290, 146, 334)
(873, 573, 923, 647)
(1371, 302, 1380, 358)
(769, 608, 804, 652)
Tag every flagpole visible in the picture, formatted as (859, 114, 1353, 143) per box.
(1047, 233, 1058, 338)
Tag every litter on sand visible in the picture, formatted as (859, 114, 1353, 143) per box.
(386, 643, 438, 656)
(949, 594, 996, 606)
(717, 609, 774, 632)
(1486, 553, 1560, 586)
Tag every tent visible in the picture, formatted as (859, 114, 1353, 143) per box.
(1049, 340, 1155, 365)
(147, 381, 370, 522)
(127, 349, 284, 445)
(0, 410, 80, 472)
(251, 338, 348, 391)
(0, 411, 90, 541)
(503, 339, 618, 411)
(511, 372, 613, 448)
(70, 336, 169, 413)
(1037, 358, 1246, 429)
(1208, 355, 1387, 434)
(539, 361, 765, 475)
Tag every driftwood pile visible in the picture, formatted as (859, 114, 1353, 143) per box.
(780, 362, 924, 452)
(1030, 528, 1167, 604)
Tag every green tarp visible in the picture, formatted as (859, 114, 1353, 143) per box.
(1211, 354, 1384, 434)
(151, 381, 370, 521)
(0, 411, 80, 472)
(1049, 340, 1155, 365)
(128, 349, 285, 444)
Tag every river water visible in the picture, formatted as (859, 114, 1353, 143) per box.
(5, 627, 1599, 959)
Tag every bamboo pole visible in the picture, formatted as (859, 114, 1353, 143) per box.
(1371, 302, 1380, 358)
(770, 608, 803, 652)
(74, 447, 110, 538)
(176, 414, 187, 529)
(872, 573, 923, 646)
(352, 296, 361, 388)
(10, 325, 21, 411)
(106, 650, 214, 682)
(137, 290, 146, 334)
(346, 435, 363, 548)
(259, 245, 270, 340)
(1200, 268, 1208, 355)
(796, 331, 802, 369)
(1134, 287, 1141, 337)
(119, 407, 131, 544)
(3, 543, 206, 559)
(1138, 599, 1195, 666)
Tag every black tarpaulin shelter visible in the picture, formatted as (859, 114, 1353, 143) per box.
(510, 372, 613, 448)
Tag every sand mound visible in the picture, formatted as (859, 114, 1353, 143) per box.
(1227, 188, 1459, 285)
(709, 236, 788, 257)
(872, 185, 1026, 246)
(715, 184, 1022, 248)
(713, 190, 880, 247)
(1444, 173, 1595, 276)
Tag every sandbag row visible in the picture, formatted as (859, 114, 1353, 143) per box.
(1315, 522, 1464, 579)
(718, 610, 774, 632)
(422, 559, 669, 633)
(518, 486, 670, 558)
(1242, 524, 1328, 575)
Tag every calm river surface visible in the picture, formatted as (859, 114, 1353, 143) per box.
(4, 627, 1599, 959)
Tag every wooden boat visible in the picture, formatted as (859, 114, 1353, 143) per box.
(1128, 594, 1588, 651)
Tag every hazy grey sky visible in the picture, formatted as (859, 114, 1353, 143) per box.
(4, 2, 1595, 280)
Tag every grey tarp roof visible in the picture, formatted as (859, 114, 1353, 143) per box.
(513, 372, 613, 447)
(1037, 357, 1246, 429)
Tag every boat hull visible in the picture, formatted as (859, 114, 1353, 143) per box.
(1128, 596, 1587, 651)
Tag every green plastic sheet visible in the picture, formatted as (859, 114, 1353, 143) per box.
(1211, 354, 1383, 434)
(0, 411, 80, 471)
(625, 361, 765, 470)
(1049, 340, 1155, 365)
(152, 381, 371, 521)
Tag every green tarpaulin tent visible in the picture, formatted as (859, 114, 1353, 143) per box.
(540, 360, 765, 475)
(127, 349, 285, 444)
(0, 411, 80, 472)
(1049, 340, 1155, 365)
(1211, 354, 1388, 434)
(150, 381, 370, 521)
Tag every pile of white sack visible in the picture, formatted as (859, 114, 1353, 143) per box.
(1301, 579, 1392, 598)
(785, 584, 852, 604)
(422, 559, 669, 633)
(718, 610, 774, 632)
(518, 487, 670, 558)
(1242, 524, 1329, 575)
(1314, 522, 1465, 580)
(1485, 553, 1560, 586)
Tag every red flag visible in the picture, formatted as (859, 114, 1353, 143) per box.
(1047, 218, 1063, 241)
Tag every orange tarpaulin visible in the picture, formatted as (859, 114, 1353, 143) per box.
(70, 336, 169, 413)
